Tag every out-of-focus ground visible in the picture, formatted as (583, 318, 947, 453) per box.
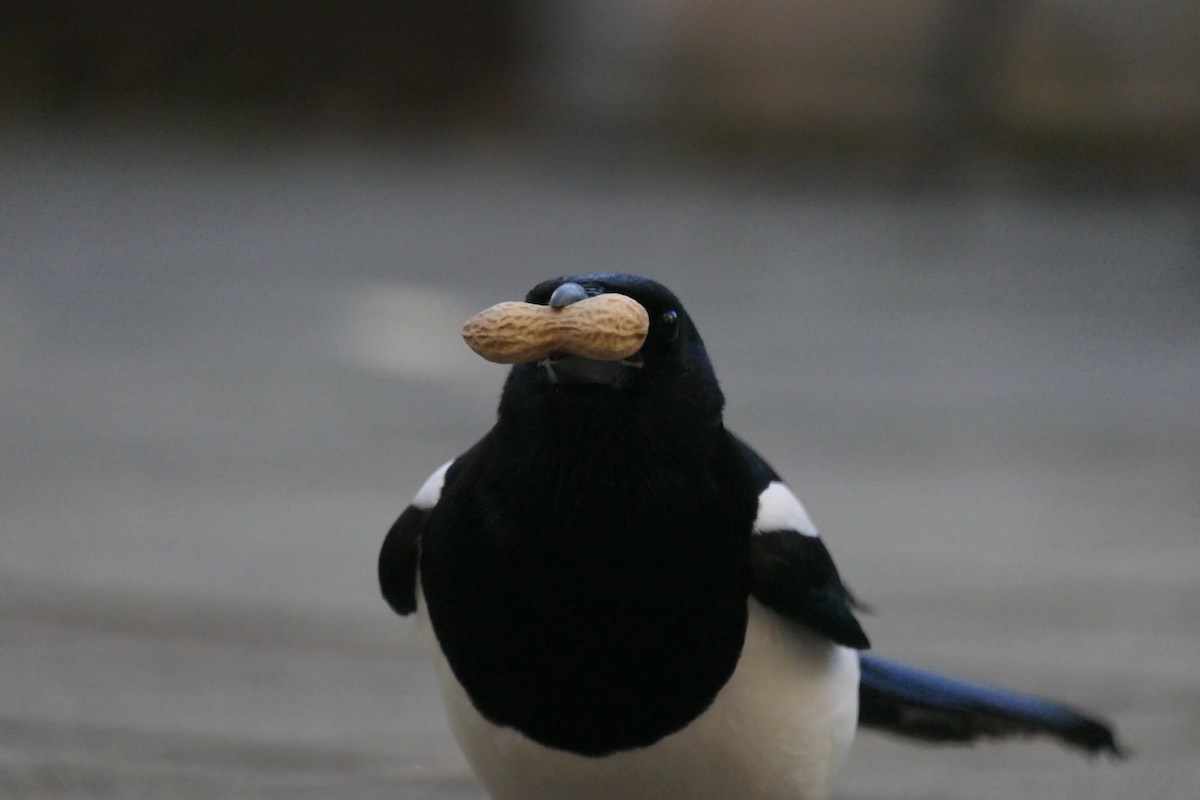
(2, 125, 1197, 799)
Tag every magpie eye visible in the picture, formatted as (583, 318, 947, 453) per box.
(660, 310, 680, 341)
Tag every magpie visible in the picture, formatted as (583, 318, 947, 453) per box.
(379, 273, 1121, 800)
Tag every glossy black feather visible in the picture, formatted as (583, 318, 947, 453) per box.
(750, 531, 870, 649)
(378, 504, 425, 616)
(859, 654, 1123, 755)
(729, 436, 870, 649)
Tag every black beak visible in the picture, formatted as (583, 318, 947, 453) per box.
(548, 282, 589, 308)
(539, 354, 644, 387)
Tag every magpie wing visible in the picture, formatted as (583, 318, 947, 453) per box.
(733, 435, 870, 650)
(378, 451, 468, 616)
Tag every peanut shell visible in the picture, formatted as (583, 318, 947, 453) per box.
(462, 293, 649, 364)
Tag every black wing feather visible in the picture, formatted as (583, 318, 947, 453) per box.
(379, 504, 427, 616)
(731, 434, 871, 650)
(379, 449, 477, 615)
(750, 531, 870, 649)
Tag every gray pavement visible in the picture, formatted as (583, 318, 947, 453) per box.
(2, 126, 1198, 798)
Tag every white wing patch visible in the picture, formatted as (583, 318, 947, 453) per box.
(413, 459, 454, 510)
(753, 481, 818, 537)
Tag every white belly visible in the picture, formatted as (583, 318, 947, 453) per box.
(416, 592, 859, 800)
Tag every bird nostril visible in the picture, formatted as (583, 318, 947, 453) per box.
(548, 282, 589, 309)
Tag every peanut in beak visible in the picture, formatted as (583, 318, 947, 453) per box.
(461, 293, 650, 365)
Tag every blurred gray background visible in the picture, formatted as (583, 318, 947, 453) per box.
(2, 2, 1197, 798)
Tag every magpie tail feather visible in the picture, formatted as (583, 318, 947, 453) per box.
(858, 654, 1125, 757)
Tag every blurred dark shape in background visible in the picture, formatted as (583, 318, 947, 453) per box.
(3, 1, 1195, 186)
(0, 1, 528, 128)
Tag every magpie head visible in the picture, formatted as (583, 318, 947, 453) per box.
(499, 273, 724, 423)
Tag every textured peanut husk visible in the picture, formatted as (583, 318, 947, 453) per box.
(462, 294, 650, 364)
